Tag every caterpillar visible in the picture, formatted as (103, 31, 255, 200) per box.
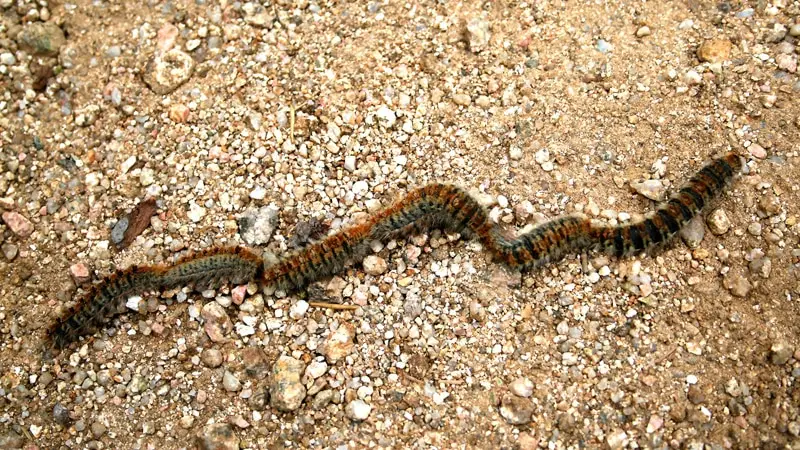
(44, 152, 743, 359)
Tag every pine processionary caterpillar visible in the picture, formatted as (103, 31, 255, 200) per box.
(45, 247, 263, 356)
(44, 152, 743, 358)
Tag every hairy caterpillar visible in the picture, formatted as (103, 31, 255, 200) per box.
(45, 152, 743, 358)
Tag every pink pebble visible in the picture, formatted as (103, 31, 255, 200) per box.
(156, 23, 179, 54)
(70, 263, 91, 283)
(2, 211, 34, 237)
(232, 285, 248, 305)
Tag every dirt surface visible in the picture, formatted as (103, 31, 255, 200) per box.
(1, 0, 799, 449)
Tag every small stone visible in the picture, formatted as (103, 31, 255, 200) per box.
(312, 390, 334, 409)
(758, 194, 781, 217)
(325, 276, 347, 299)
(29, 425, 43, 438)
(509, 146, 523, 161)
(345, 400, 372, 421)
(680, 215, 705, 248)
(223, 371, 241, 392)
(499, 393, 533, 425)
(509, 377, 534, 398)
(502, 85, 517, 105)
(596, 39, 613, 53)
(375, 106, 396, 128)
(53, 403, 70, 425)
(243, 3, 275, 28)
(697, 38, 732, 63)
(2, 211, 34, 237)
(515, 433, 538, 450)
(707, 209, 731, 235)
(687, 385, 705, 404)
(630, 179, 666, 201)
(143, 49, 195, 95)
(187, 203, 206, 223)
(606, 429, 628, 449)
(514, 200, 535, 224)
(249, 186, 267, 200)
(232, 285, 247, 304)
(0, 52, 16, 65)
(790, 24, 800, 37)
(17, 22, 66, 56)
(179, 416, 195, 428)
(139, 168, 155, 186)
(321, 323, 356, 363)
(230, 415, 249, 429)
(465, 18, 491, 52)
(305, 360, 328, 379)
(352, 180, 369, 195)
(344, 155, 357, 172)
(684, 70, 702, 85)
(289, 300, 309, 319)
(686, 342, 703, 356)
(748, 143, 766, 159)
(186, 39, 202, 51)
(635, 26, 651, 37)
(197, 423, 239, 450)
(646, 415, 663, 433)
(363, 255, 388, 275)
(534, 148, 549, 164)
(248, 113, 261, 131)
(201, 348, 223, 368)
(452, 93, 471, 106)
(562, 352, 578, 365)
(723, 272, 752, 298)
(90, 422, 106, 438)
(169, 104, 190, 123)
(770, 342, 794, 365)
(241, 347, 270, 379)
(156, 23, 179, 54)
(239, 205, 279, 246)
(749, 257, 772, 278)
(69, 263, 91, 284)
(202, 302, 233, 343)
(476, 95, 492, 108)
(725, 378, 741, 397)
(2, 243, 18, 261)
(747, 222, 762, 236)
(777, 54, 797, 73)
(270, 355, 306, 412)
(126, 296, 143, 312)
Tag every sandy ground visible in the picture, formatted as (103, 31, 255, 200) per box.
(1, 0, 799, 449)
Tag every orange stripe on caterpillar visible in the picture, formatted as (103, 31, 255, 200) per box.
(45, 152, 742, 358)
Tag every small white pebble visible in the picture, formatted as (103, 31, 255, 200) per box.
(290, 300, 309, 319)
(345, 400, 372, 421)
(250, 186, 267, 200)
(126, 296, 143, 312)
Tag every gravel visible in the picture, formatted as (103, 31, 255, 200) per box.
(1, 0, 798, 448)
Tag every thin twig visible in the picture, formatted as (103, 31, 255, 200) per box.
(656, 346, 677, 365)
(308, 301, 358, 311)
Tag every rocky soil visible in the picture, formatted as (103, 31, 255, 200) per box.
(1, 0, 799, 449)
